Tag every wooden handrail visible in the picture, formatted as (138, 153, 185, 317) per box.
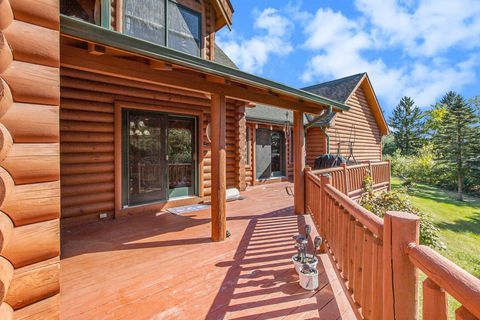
(311, 166, 343, 175)
(407, 244, 480, 318)
(324, 183, 384, 238)
(345, 163, 369, 170)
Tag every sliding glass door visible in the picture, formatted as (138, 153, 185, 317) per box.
(123, 109, 197, 207)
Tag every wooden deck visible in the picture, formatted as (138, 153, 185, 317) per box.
(60, 182, 358, 319)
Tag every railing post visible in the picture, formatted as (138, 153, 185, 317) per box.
(368, 160, 374, 183)
(340, 163, 349, 195)
(383, 211, 420, 320)
(319, 174, 331, 253)
(386, 159, 392, 191)
(305, 166, 311, 213)
(423, 278, 448, 320)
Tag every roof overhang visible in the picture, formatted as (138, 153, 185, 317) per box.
(60, 16, 350, 114)
(212, 0, 234, 31)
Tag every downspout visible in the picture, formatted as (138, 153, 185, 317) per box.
(304, 106, 334, 154)
(320, 127, 330, 154)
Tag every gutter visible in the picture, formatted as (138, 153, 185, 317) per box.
(304, 106, 333, 130)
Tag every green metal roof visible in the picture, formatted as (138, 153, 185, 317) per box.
(60, 15, 350, 112)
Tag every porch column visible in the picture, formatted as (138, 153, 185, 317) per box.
(211, 93, 227, 241)
(293, 110, 305, 214)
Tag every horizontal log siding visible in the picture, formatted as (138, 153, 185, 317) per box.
(60, 67, 239, 223)
(326, 86, 382, 162)
(0, 0, 61, 318)
(306, 127, 327, 168)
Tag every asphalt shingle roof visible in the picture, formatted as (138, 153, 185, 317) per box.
(214, 45, 239, 69)
(302, 73, 365, 103)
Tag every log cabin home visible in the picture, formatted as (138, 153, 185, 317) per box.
(1, 1, 479, 319)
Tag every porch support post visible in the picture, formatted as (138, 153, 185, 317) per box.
(211, 93, 227, 241)
(293, 110, 305, 215)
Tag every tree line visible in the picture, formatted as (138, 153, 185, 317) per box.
(383, 92, 480, 200)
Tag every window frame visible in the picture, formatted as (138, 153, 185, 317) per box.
(122, 0, 203, 57)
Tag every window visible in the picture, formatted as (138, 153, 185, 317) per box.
(124, 0, 201, 56)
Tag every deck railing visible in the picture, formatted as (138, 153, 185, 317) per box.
(309, 160, 390, 199)
(305, 171, 480, 320)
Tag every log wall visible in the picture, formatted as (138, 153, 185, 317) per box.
(305, 127, 327, 168)
(0, 0, 60, 318)
(60, 60, 242, 225)
(326, 85, 382, 162)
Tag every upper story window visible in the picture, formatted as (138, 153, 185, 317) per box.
(124, 0, 201, 57)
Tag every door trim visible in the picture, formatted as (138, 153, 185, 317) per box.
(114, 101, 204, 218)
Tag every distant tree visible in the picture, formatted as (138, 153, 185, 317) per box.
(431, 92, 479, 201)
(381, 134, 396, 156)
(388, 96, 425, 155)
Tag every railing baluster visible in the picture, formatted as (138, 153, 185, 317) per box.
(361, 230, 375, 319)
(423, 278, 448, 320)
(341, 208, 349, 279)
(353, 221, 364, 304)
(372, 236, 383, 320)
(348, 216, 356, 291)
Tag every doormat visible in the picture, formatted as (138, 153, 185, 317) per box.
(167, 204, 210, 215)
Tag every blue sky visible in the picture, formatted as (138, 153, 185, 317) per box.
(217, 0, 480, 117)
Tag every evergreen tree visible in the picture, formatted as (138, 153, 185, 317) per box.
(431, 92, 478, 201)
(388, 96, 425, 155)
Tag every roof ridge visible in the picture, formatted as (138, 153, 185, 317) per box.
(301, 72, 366, 91)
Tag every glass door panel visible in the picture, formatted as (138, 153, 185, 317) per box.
(255, 128, 272, 179)
(124, 110, 167, 206)
(167, 116, 196, 198)
(271, 131, 285, 177)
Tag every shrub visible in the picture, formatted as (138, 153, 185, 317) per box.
(361, 176, 445, 249)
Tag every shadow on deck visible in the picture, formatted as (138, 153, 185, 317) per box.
(60, 182, 358, 319)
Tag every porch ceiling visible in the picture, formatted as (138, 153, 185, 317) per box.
(60, 15, 350, 114)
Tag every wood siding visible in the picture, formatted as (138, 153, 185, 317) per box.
(326, 85, 382, 163)
(306, 127, 327, 168)
(59, 58, 242, 225)
(0, 0, 60, 318)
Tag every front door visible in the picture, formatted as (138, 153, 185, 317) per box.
(255, 129, 285, 180)
(122, 109, 197, 207)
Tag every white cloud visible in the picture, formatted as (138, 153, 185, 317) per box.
(216, 8, 293, 73)
(300, 3, 480, 109)
(356, 0, 480, 57)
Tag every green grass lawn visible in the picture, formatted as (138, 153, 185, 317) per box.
(391, 177, 480, 317)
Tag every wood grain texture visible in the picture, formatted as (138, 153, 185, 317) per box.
(0, 32, 13, 74)
(1, 61, 59, 105)
(1, 103, 59, 143)
(0, 79, 13, 118)
(1, 181, 60, 226)
(3, 20, 59, 67)
(0, 256, 14, 302)
(1, 143, 59, 185)
(0, 0, 14, 30)
(2, 219, 59, 268)
(5, 258, 59, 310)
(13, 294, 59, 320)
(9, 0, 59, 30)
